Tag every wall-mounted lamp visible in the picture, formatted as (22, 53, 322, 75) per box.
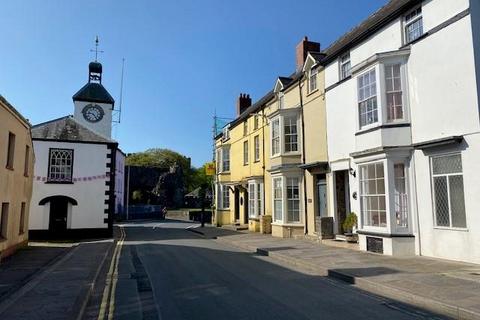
(349, 168, 356, 178)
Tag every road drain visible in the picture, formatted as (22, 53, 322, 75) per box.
(130, 246, 160, 320)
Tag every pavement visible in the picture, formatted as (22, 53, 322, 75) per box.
(106, 219, 450, 320)
(0, 240, 113, 320)
(190, 226, 480, 320)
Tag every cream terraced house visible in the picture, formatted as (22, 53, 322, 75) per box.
(214, 37, 329, 239)
(0, 95, 34, 261)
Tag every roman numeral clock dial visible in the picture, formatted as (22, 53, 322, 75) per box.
(81, 104, 104, 123)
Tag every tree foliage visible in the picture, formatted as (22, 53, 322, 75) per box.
(126, 148, 213, 192)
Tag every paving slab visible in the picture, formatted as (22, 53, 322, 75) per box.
(190, 227, 480, 320)
(0, 245, 68, 302)
(0, 241, 113, 320)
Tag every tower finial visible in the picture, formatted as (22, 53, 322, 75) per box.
(90, 35, 104, 62)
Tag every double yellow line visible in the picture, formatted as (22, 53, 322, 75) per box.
(98, 226, 126, 320)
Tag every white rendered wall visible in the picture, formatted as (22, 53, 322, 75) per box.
(73, 101, 113, 138)
(29, 140, 110, 230)
(115, 150, 125, 214)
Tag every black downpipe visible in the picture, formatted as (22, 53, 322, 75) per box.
(298, 76, 308, 235)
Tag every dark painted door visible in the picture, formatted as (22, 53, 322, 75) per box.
(244, 191, 249, 224)
(234, 188, 240, 222)
(335, 171, 349, 234)
(49, 198, 68, 235)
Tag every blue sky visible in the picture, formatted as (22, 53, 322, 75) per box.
(0, 0, 388, 167)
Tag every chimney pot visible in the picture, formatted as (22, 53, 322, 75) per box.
(296, 36, 320, 72)
(236, 92, 252, 116)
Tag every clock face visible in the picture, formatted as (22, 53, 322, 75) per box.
(82, 104, 104, 123)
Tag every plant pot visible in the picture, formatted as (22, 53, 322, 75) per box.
(344, 232, 359, 243)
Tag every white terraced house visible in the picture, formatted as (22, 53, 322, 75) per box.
(322, 0, 480, 263)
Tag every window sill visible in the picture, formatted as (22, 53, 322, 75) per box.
(433, 226, 468, 232)
(271, 222, 303, 227)
(45, 181, 74, 184)
(218, 171, 230, 175)
(355, 122, 411, 136)
(306, 88, 319, 97)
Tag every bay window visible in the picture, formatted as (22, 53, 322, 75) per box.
(359, 162, 386, 227)
(272, 175, 302, 224)
(271, 118, 280, 156)
(284, 116, 298, 152)
(286, 178, 300, 222)
(385, 64, 403, 121)
(270, 113, 300, 157)
(248, 181, 264, 218)
(394, 163, 408, 228)
(431, 154, 466, 228)
(273, 177, 283, 222)
(358, 69, 378, 128)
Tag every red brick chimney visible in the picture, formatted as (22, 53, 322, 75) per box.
(296, 36, 320, 71)
(236, 93, 252, 116)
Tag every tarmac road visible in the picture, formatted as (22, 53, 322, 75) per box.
(108, 220, 445, 320)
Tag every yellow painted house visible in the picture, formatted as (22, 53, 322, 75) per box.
(214, 37, 329, 239)
(0, 95, 34, 260)
(214, 92, 273, 232)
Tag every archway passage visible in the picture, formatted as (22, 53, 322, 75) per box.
(39, 196, 78, 236)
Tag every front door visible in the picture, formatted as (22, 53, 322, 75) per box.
(234, 187, 240, 222)
(317, 178, 327, 217)
(335, 171, 350, 234)
(49, 198, 68, 235)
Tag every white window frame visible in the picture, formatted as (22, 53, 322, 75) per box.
(286, 177, 301, 223)
(254, 135, 260, 162)
(243, 140, 249, 165)
(218, 184, 230, 210)
(430, 153, 467, 229)
(270, 112, 301, 158)
(384, 64, 404, 122)
(404, 6, 423, 44)
(278, 93, 285, 110)
(221, 146, 230, 172)
(357, 68, 378, 129)
(359, 161, 387, 229)
(273, 177, 283, 222)
(272, 174, 303, 225)
(222, 126, 230, 141)
(393, 162, 409, 229)
(284, 115, 298, 153)
(271, 117, 281, 157)
(309, 68, 318, 93)
(248, 181, 264, 218)
(48, 148, 74, 183)
(243, 121, 248, 136)
(339, 52, 352, 80)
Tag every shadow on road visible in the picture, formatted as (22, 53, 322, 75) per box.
(108, 222, 448, 320)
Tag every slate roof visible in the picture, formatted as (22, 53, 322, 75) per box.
(322, 0, 419, 63)
(31, 115, 115, 143)
(72, 82, 115, 105)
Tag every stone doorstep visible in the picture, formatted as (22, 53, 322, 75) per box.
(215, 235, 480, 320)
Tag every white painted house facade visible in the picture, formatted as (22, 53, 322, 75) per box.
(29, 61, 122, 239)
(324, 0, 480, 263)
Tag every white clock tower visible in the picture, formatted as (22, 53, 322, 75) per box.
(72, 60, 115, 138)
